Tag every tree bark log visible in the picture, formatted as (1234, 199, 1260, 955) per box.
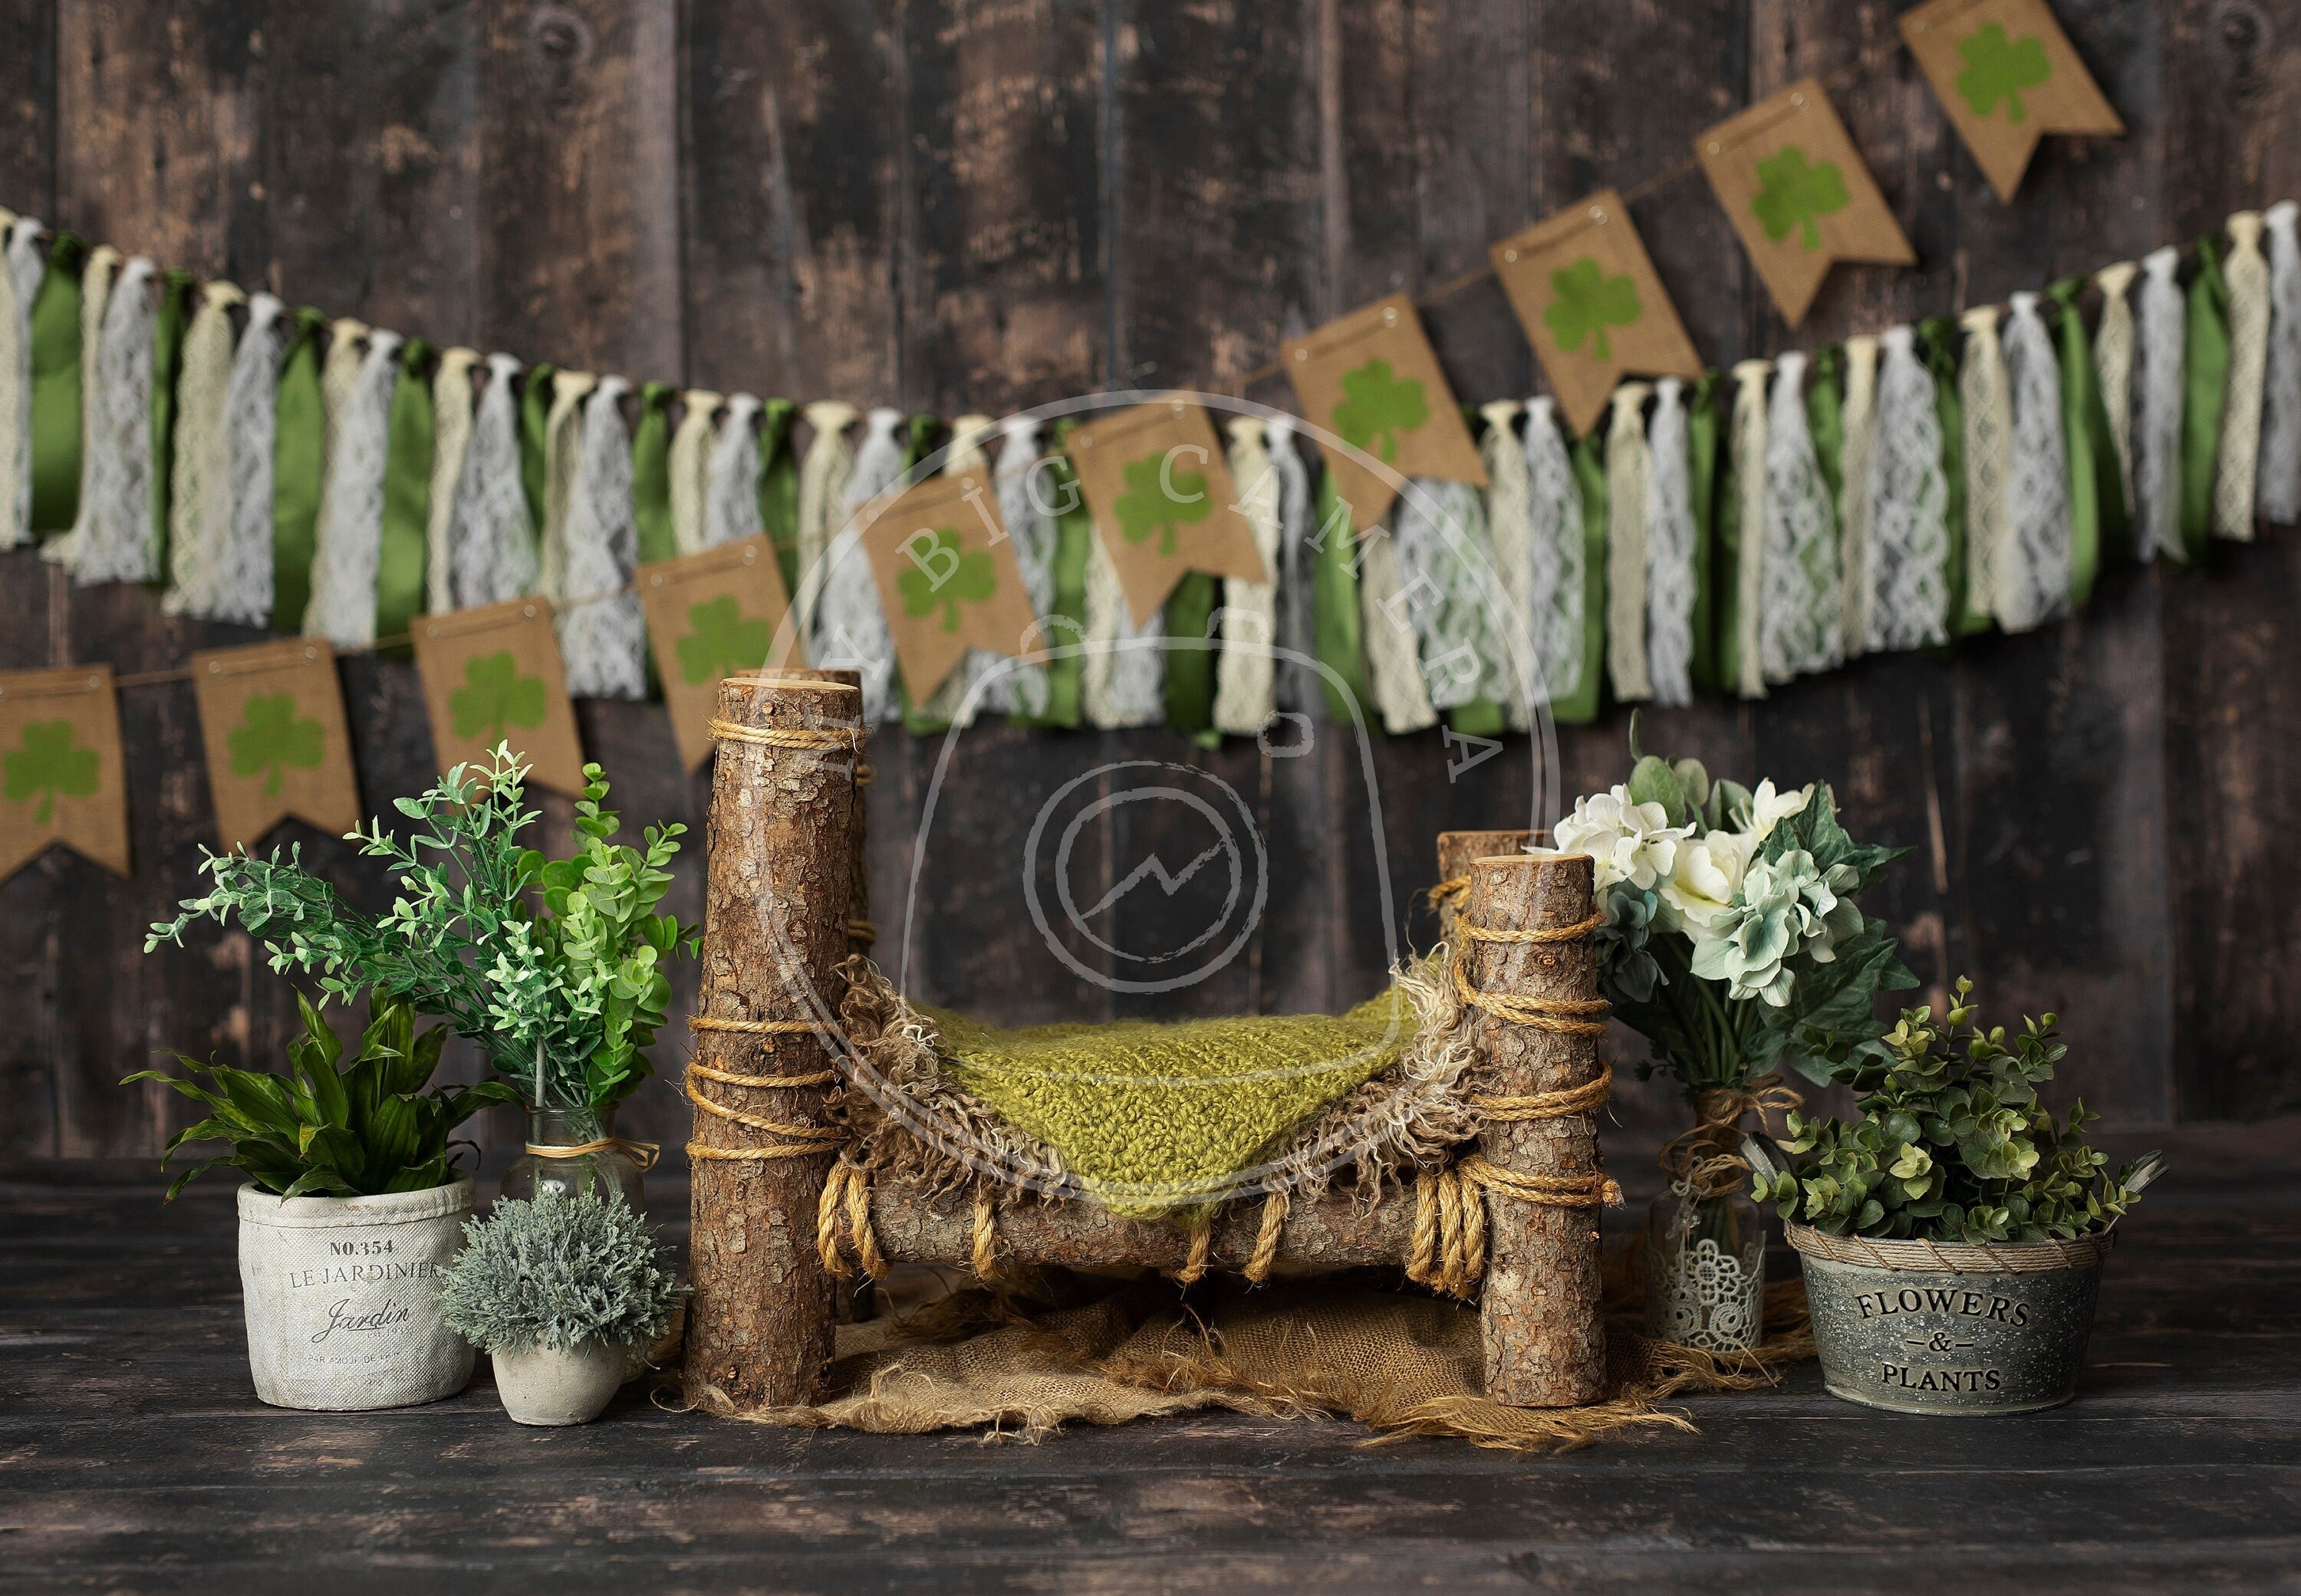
(1434, 829, 1540, 946)
(683, 676, 861, 1410)
(1463, 851, 1608, 1407)
(746, 666, 870, 961)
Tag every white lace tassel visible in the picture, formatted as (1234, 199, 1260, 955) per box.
(1728, 360, 1770, 699)
(46, 245, 117, 567)
(450, 355, 539, 606)
(1867, 326, 1950, 653)
(1761, 352, 1840, 681)
(702, 394, 762, 551)
(2135, 248, 2186, 561)
(196, 292, 285, 626)
(1958, 306, 2013, 611)
(556, 377, 647, 699)
(1644, 379, 1697, 707)
(538, 369, 597, 603)
(669, 389, 722, 554)
(793, 400, 858, 656)
(2093, 262, 2139, 517)
(1081, 532, 1166, 729)
(1524, 397, 1586, 706)
(1355, 516, 1439, 733)
(1477, 401, 1533, 728)
(1998, 291, 2070, 631)
(71, 257, 156, 584)
(1838, 337, 1880, 653)
(425, 348, 478, 614)
(1394, 477, 1498, 713)
(2262, 202, 2301, 526)
(819, 406, 906, 720)
(0, 216, 44, 548)
(1267, 414, 1321, 719)
(1604, 383, 1654, 703)
(304, 323, 402, 647)
(1213, 416, 1281, 736)
(2215, 212, 2270, 540)
(989, 414, 1054, 719)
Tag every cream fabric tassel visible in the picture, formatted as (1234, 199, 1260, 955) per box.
(1837, 336, 1879, 653)
(1081, 536, 1166, 729)
(44, 246, 118, 568)
(0, 215, 44, 548)
(2262, 202, 2301, 526)
(1998, 292, 2069, 631)
(1760, 352, 1840, 682)
(1524, 398, 1587, 708)
(819, 406, 906, 721)
(921, 414, 999, 727)
(555, 377, 647, 699)
(538, 369, 597, 602)
(702, 394, 762, 550)
(163, 280, 249, 614)
(1477, 400, 1534, 727)
(2214, 211, 2270, 540)
(1958, 307, 2013, 614)
(304, 323, 402, 647)
(794, 400, 858, 656)
(2093, 261, 2139, 517)
(423, 348, 479, 614)
(192, 292, 285, 626)
(1213, 415, 1281, 736)
(1728, 360, 1769, 699)
(1355, 518, 1438, 733)
(668, 390, 721, 554)
(1867, 326, 1950, 652)
(1644, 378, 1697, 707)
(1267, 415, 1322, 719)
(449, 355, 538, 607)
(1604, 383, 1654, 703)
(2135, 248, 2186, 561)
(71, 257, 156, 584)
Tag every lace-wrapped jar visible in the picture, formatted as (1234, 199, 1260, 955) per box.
(1641, 1177, 1766, 1353)
(499, 1106, 650, 1214)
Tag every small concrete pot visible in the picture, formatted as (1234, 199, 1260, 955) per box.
(1788, 1222, 2114, 1415)
(490, 1341, 630, 1426)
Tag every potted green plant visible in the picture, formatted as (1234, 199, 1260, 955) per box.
(1743, 979, 2161, 1413)
(1551, 729, 1915, 1351)
(126, 995, 517, 1410)
(437, 1190, 683, 1426)
(147, 745, 696, 1210)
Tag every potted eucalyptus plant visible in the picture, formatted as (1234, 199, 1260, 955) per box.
(1744, 979, 2161, 1414)
(148, 744, 696, 1213)
(127, 996, 516, 1410)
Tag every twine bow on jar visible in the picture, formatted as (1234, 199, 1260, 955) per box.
(1656, 1072, 1803, 1197)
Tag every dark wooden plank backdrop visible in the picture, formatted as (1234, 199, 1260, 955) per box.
(2, 0, 2295, 1164)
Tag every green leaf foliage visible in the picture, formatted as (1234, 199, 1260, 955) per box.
(1753, 979, 2162, 1244)
(123, 992, 516, 1199)
(436, 1190, 682, 1355)
(1956, 21, 2050, 125)
(5, 718, 100, 825)
(674, 594, 773, 686)
(1112, 455, 1213, 559)
(1329, 358, 1430, 463)
(1543, 256, 1641, 364)
(1750, 145, 1850, 252)
(896, 527, 999, 631)
(229, 692, 326, 797)
(449, 651, 548, 743)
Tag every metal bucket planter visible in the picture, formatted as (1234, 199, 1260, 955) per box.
(1787, 1222, 2115, 1415)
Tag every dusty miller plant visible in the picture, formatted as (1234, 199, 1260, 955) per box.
(436, 1190, 681, 1354)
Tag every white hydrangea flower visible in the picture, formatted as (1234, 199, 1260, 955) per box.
(1554, 785, 1694, 891)
(1743, 778, 1813, 841)
(1657, 828, 1758, 941)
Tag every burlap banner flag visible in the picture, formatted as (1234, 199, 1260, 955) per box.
(190, 638, 360, 850)
(1696, 79, 1916, 327)
(1282, 294, 1486, 526)
(1491, 189, 1706, 438)
(410, 597, 588, 796)
(858, 471, 1041, 702)
(1065, 399, 1271, 625)
(638, 535, 795, 770)
(1901, 0, 2122, 202)
(0, 664, 129, 881)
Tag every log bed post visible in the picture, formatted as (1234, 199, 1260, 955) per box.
(1463, 851, 1609, 1407)
(748, 666, 871, 962)
(1434, 830, 1537, 947)
(683, 676, 862, 1411)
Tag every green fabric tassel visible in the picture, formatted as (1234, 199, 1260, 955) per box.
(1713, 386, 1746, 695)
(2178, 237, 2230, 568)
(1029, 426, 1092, 730)
(1164, 571, 1220, 743)
(758, 397, 801, 598)
(147, 268, 197, 580)
(1921, 317, 1987, 637)
(1311, 467, 1369, 725)
(1806, 344, 1846, 512)
(2047, 277, 2126, 610)
(630, 380, 675, 567)
(270, 308, 328, 632)
(1553, 425, 1608, 725)
(1686, 372, 1723, 697)
(375, 338, 434, 647)
(518, 360, 558, 540)
(27, 232, 86, 534)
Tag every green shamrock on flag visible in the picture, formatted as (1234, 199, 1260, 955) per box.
(449, 650, 548, 743)
(5, 719, 100, 826)
(1113, 452, 1213, 559)
(897, 528, 997, 633)
(1331, 358, 1429, 463)
(1543, 256, 1642, 364)
(1750, 145, 1850, 252)
(1956, 21, 2050, 124)
(227, 693, 324, 797)
(675, 595, 774, 686)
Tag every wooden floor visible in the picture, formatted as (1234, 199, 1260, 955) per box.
(4, 1124, 2297, 1594)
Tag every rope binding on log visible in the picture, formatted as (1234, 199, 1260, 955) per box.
(683, 1056, 844, 1163)
(1449, 907, 1611, 1035)
(706, 716, 862, 753)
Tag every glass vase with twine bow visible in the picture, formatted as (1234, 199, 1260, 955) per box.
(498, 1041, 660, 1212)
(1640, 1073, 1802, 1352)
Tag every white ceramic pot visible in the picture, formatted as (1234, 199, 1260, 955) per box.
(235, 1176, 476, 1411)
(491, 1341, 629, 1426)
